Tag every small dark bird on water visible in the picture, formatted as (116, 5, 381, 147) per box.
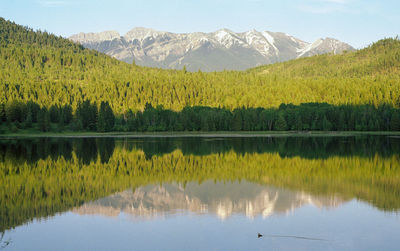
(258, 233, 263, 238)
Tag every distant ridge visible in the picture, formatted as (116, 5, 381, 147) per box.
(70, 28, 354, 71)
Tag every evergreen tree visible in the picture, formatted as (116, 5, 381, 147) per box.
(5, 100, 27, 123)
(24, 110, 32, 128)
(76, 100, 97, 131)
(260, 110, 276, 130)
(390, 111, 400, 131)
(26, 101, 40, 123)
(49, 105, 60, 123)
(231, 109, 243, 131)
(294, 112, 303, 131)
(97, 101, 115, 132)
(37, 107, 50, 132)
(0, 104, 6, 122)
(322, 115, 332, 131)
(275, 113, 287, 131)
(337, 111, 346, 131)
(97, 107, 106, 132)
(125, 110, 136, 131)
(61, 105, 73, 125)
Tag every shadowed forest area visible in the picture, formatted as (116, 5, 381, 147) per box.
(1, 100, 400, 133)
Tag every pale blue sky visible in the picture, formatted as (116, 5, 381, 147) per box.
(0, 0, 398, 48)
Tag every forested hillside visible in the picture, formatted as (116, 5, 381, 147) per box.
(1, 18, 400, 112)
(1, 18, 400, 132)
(250, 37, 400, 78)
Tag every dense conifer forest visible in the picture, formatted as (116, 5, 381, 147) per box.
(2, 100, 400, 132)
(1, 17, 400, 132)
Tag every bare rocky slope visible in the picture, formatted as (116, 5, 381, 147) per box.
(70, 28, 354, 71)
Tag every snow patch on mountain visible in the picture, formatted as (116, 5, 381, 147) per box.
(297, 38, 324, 57)
(261, 32, 276, 49)
(213, 29, 245, 48)
(262, 31, 278, 55)
(215, 30, 229, 43)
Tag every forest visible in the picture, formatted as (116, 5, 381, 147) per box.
(2, 100, 400, 132)
(1, 17, 400, 132)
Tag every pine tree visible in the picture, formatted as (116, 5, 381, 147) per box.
(390, 111, 400, 131)
(37, 108, 50, 132)
(49, 105, 60, 123)
(97, 105, 106, 132)
(231, 109, 242, 131)
(24, 110, 32, 128)
(322, 116, 332, 131)
(275, 113, 287, 131)
(5, 101, 26, 123)
(0, 104, 6, 123)
(103, 102, 115, 131)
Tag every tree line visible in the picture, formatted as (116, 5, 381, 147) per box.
(1, 100, 400, 132)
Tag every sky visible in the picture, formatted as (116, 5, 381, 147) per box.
(0, 0, 399, 48)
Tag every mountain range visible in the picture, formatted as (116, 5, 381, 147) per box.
(70, 28, 354, 71)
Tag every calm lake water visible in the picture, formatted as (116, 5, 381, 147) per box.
(1, 136, 400, 250)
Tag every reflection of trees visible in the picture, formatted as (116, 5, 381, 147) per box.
(118, 136, 400, 159)
(1, 145, 400, 232)
(73, 138, 98, 165)
(0, 136, 399, 164)
(0, 138, 73, 164)
(97, 138, 115, 163)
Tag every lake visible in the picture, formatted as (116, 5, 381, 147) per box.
(1, 136, 400, 250)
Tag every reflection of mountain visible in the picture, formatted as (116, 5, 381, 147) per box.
(2, 144, 399, 232)
(74, 181, 345, 220)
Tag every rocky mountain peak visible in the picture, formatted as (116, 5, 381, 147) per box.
(297, 37, 353, 58)
(124, 27, 168, 41)
(69, 30, 120, 43)
(70, 28, 354, 71)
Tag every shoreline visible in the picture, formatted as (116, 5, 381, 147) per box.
(1, 131, 400, 138)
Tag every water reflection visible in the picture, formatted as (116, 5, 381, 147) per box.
(0, 232, 11, 249)
(0, 136, 399, 234)
(74, 182, 345, 221)
(0, 138, 115, 164)
(1, 136, 400, 164)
